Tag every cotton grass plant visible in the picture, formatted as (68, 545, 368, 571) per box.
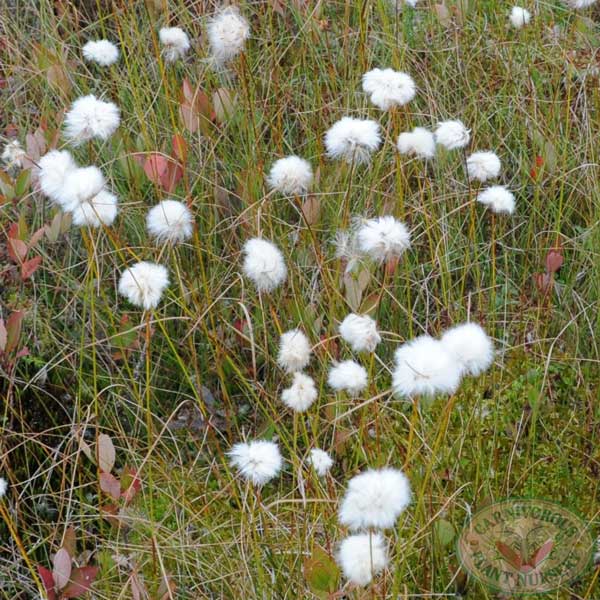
(1, 0, 599, 598)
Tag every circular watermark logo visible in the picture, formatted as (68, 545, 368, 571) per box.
(457, 498, 593, 594)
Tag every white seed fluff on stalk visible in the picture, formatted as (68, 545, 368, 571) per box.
(324, 117, 381, 165)
(58, 166, 106, 212)
(207, 7, 250, 64)
(328, 360, 368, 396)
(308, 448, 333, 477)
(477, 185, 516, 214)
(2, 140, 26, 168)
(564, 0, 597, 8)
(441, 323, 494, 376)
(147, 200, 193, 244)
(362, 68, 416, 110)
(64, 95, 120, 145)
(396, 127, 436, 159)
(338, 533, 389, 586)
(339, 467, 411, 530)
(71, 190, 118, 227)
(158, 27, 190, 62)
(82, 40, 119, 66)
(466, 151, 501, 182)
(118, 261, 169, 310)
(0, 477, 7, 498)
(356, 216, 411, 262)
(266, 156, 313, 196)
(278, 329, 311, 372)
(37, 150, 77, 204)
(334, 230, 362, 273)
(509, 6, 532, 28)
(242, 238, 287, 292)
(339, 314, 381, 353)
(228, 440, 282, 486)
(281, 372, 318, 412)
(392, 335, 462, 398)
(434, 120, 470, 150)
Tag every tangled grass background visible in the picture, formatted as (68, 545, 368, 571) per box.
(1, 0, 600, 598)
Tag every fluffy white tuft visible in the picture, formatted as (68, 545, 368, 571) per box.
(392, 335, 462, 398)
(338, 533, 389, 586)
(82, 40, 119, 66)
(207, 7, 250, 64)
(242, 238, 287, 292)
(477, 185, 515, 214)
(64, 95, 120, 145)
(324, 117, 381, 165)
(228, 440, 282, 486)
(441, 322, 494, 377)
(0, 477, 7, 498)
(356, 216, 411, 262)
(2, 140, 26, 168)
(362, 68, 416, 110)
(60, 166, 106, 212)
(339, 467, 411, 530)
(396, 127, 436, 159)
(37, 150, 77, 204)
(308, 448, 333, 477)
(147, 200, 193, 244)
(564, 0, 597, 8)
(278, 329, 311, 373)
(159, 27, 190, 62)
(118, 261, 169, 310)
(71, 190, 118, 227)
(266, 156, 313, 196)
(509, 6, 532, 28)
(434, 120, 470, 150)
(466, 151, 501, 182)
(281, 372, 318, 412)
(339, 313, 381, 353)
(328, 360, 368, 396)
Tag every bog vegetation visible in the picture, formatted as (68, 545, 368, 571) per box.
(1, 0, 599, 598)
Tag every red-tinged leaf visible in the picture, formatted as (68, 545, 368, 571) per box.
(29, 226, 46, 248)
(301, 195, 320, 226)
(38, 565, 57, 600)
(100, 503, 121, 527)
(143, 154, 169, 185)
(534, 272, 553, 295)
(157, 575, 176, 600)
(195, 89, 212, 120)
(496, 541, 522, 570)
(15, 346, 29, 359)
(179, 102, 199, 134)
(52, 548, 71, 591)
(0, 319, 6, 352)
(181, 78, 195, 104)
(530, 539, 554, 567)
(5, 310, 24, 354)
(160, 161, 183, 193)
(172, 134, 187, 162)
(120, 467, 141, 504)
(99, 472, 121, 501)
(8, 238, 28, 263)
(21, 256, 42, 280)
(61, 526, 77, 559)
(97, 433, 116, 474)
(7, 222, 19, 240)
(545, 249, 563, 274)
(212, 88, 236, 123)
(130, 572, 147, 600)
(60, 566, 98, 598)
(131, 153, 147, 168)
